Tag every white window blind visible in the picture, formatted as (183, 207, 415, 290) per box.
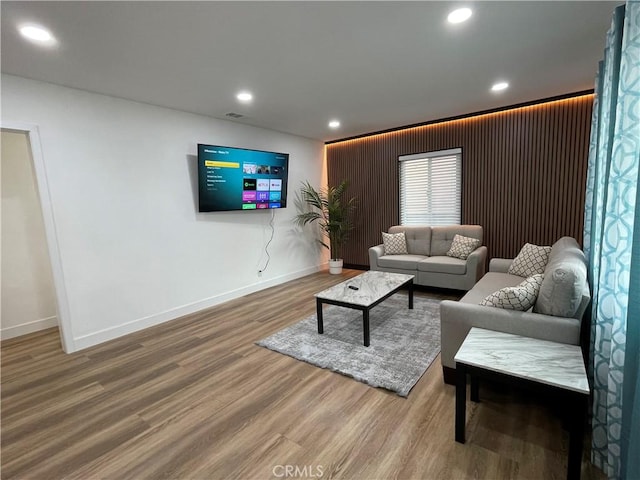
(399, 148, 461, 225)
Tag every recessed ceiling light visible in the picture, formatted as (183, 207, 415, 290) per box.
(328, 120, 341, 129)
(447, 8, 472, 24)
(491, 81, 509, 92)
(236, 91, 253, 103)
(19, 24, 56, 46)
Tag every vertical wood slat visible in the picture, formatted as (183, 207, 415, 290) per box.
(326, 94, 594, 267)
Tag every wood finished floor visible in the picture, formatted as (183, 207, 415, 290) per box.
(1, 269, 605, 480)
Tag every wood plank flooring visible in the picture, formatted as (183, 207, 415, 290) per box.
(1, 269, 605, 480)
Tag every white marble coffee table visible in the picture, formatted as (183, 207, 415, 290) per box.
(315, 271, 414, 347)
(454, 328, 590, 480)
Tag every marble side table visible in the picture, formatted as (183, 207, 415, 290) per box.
(454, 327, 590, 480)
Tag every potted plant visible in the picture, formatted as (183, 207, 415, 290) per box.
(294, 180, 356, 274)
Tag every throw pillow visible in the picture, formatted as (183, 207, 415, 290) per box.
(480, 274, 544, 311)
(508, 243, 552, 277)
(382, 232, 408, 255)
(534, 259, 588, 318)
(446, 234, 481, 260)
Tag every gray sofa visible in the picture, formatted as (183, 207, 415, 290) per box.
(440, 236, 590, 384)
(369, 225, 487, 290)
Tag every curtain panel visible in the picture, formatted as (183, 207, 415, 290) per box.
(583, 2, 640, 479)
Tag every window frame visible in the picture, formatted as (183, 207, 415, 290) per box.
(398, 147, 462, 226)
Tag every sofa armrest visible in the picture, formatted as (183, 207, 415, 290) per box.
(369, 244, 385, 270)
(489, 258, 513, 273)
(440, 300, 581, 370)
(466, 246, 487, 281)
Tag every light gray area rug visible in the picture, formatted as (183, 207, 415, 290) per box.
(256, 293, 441, 397)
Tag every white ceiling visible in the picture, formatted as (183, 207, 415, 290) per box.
(1, 1, 617, 142)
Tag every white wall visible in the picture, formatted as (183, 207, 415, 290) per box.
(1, 130, 58, 339)
(1, 74, 325, 352)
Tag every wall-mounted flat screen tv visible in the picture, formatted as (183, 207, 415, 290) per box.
(198, 144, 289, 212)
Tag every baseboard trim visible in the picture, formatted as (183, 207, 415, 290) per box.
(72, 265, 322, 352)
(1, 316, 58, 340)
(343, 263, 369, 270)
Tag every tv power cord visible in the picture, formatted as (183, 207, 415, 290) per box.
(258, 208, 275, 275)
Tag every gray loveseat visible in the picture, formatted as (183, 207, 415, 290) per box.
(439, 236, 590, 384)
(369, 225, 487, 290)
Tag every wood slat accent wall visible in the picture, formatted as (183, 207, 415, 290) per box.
(326, 94, 594, 267)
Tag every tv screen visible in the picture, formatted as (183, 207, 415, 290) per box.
(198, 144, 289, 212)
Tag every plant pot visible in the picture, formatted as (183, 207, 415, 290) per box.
(328, 259, 343, 274)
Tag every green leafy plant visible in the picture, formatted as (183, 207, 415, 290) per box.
(294, 180, 357, 260)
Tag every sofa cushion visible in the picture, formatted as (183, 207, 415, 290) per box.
(480, 274, 544, 311)
(534, 237, 588, 318)
(377, 254, 427, 270)
(431, 225, 483, 256)
(389, 226, 431, 255)
(508, 243, 552, 277)
(446, 234, 481, 260)
(382, 231, 408, 255)
(417, 256, 467, 274)
(460, 272, 525, 305)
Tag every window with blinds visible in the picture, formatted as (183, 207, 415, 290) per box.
(399, 148, 462, 225)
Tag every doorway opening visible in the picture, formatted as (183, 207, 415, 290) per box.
(1, 124, 73, 352)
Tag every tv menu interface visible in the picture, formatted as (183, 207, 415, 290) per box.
(198, 144, 289, 212)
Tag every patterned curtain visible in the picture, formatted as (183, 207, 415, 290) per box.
(583, 2, 640, 479)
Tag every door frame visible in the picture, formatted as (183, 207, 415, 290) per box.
(2, 122, 75, 352)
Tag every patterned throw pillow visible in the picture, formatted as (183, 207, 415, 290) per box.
(508, 243, 552, 277)
(382, 232, 408, 255)
(446, 234, 481, 260)
(480, 274, 544, 311)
